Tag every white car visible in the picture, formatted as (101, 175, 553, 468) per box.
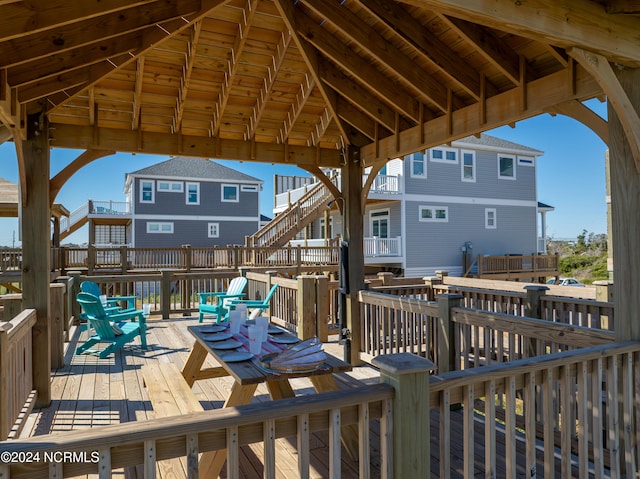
(546, 277, 585, 287)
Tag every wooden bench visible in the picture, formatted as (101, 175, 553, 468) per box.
(141, 363, 204, 478)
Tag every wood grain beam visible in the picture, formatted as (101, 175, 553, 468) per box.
(335, 97, 379, 141)
(545, 100, 609, 144)
(210, 0, 258, 138)
(278, 74, 314, 144)
(49, 123, 343, 168)
(0, 0, 201, 69)
(289, 5, 421, 123)
(132, 57, 145, 130)
(0, 0, 157, 42)
(360, 64, 603, 165)
(173, 21, 202, 134)
(568, 47, 640, 173)
(0, 74, 26, 202)
(274, 0, 351, 143)
(301, 0, 449, 112)
(307, 108, 333, 147)
(49, 149, 115, 206)
(605, 1, 640, 14)
(403, 0, 640, 67)
(356, 0, 485, 100)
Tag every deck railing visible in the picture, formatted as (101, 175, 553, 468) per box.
(0, 308, 37, 440)
(430, 341, 640, 478)
(1, 383, 395, 478)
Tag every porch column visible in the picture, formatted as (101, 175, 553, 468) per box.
(342, 146, 364, 365)
(609, 67, 640, 341)
(21, 111, 51, 406)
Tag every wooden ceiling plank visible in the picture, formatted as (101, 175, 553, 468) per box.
(0, 0, 158, 42)
(360, 64, 603, 165)
(49, 122, 343, 167)
(290, 6, 421, 123)
(0, 0, 200, 69)
(246, 30, 292, 139)
(355, 0, 483, 100)
(440, 15, 521, 86)
(568, 47, 640, 173)
(301, 0, 449, 112)
(404, 0, 640, 67)
(174, 21, 203, 133)
(274, 0, 351, 142)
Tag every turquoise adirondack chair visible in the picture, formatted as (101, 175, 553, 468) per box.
(80, 281, 138, 312)
(76, 292, 147, 359)
(229, 284, 278, 317)
(197, 276, 248, 323)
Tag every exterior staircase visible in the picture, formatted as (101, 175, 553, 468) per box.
(59, 200, 129, 241)
(246, 179, 335, 249)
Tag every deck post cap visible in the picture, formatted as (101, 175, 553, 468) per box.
(372, 352, 436, 375)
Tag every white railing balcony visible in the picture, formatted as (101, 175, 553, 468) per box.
(91, 200, 130, 215)
(367, 174, 401, 195)
(364, 236, 402, 257)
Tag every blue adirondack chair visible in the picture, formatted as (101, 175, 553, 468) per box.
(197, 276, 248, 323)
(229, 284, 278, 317)
(76, 292, 147, 359)
(80, 280, 138, 312)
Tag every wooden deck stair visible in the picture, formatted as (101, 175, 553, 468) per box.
(246, 179, 335, 249)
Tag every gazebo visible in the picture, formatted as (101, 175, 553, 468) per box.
(0, 0, 638, 421)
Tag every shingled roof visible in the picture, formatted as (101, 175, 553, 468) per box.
(128, 157, 262, 183)
(453, 134, 544, 156)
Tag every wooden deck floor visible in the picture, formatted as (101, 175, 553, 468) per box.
(21, 316, 383, 478)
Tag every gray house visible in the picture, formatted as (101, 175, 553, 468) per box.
(281, 134, 552, 277)
(124, 157, 263, 248)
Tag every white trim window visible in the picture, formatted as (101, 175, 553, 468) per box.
(410, 151, 427, 178)
(140, 180, 155, 203)
(240, 184, 259, 192)
(485, 208, 497, 229)
(208, 222, 220, 238)
(498, 154, 516, 180)
(157, 181, 183, 192)
(518, 155, 535, 167)
(147, 222, 173, 234)
(419, 205, 448, 222)
(461, 149, 476, 182)
(186, 182, 200, 205)
(320, 217, 333, 238)
(430, 146, 458, 164)
(221, 184, 239, 202)
(369, 209, 389, 238)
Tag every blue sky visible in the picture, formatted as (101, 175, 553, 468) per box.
(0, 99, 608, 246)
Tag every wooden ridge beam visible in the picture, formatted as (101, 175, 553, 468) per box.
(49, 123, 343, 168)
(360, 64, 603, 165)
(568, 47, 640, 173)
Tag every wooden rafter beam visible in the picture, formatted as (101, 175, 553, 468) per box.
(274, 0, 351, 143)
(545, 100, 609, 144)
(246, 30, 292, 140)
(289, 5, 421, 123)
(278, 74, 314, 144)
(0, 0, 201, 69)
(49, 123, 343, 168)
(360, 64, 603, 165)
(568, 47, 640, 173)
(0, 0, 158, 42)
(174, 21, 202, 134)
(301, 0, 449, 113)
(45, 0, 233, 110)
(440, 15, 521, 86)
(335, 97, 379, 141)
(49, 149, 115, 206)
(605, 1, 640, 14)
(210, 0, 258, 138)
(132, 57, 145, 129)
(307, 107, 333, 147)
(403, 0, 640, 67)
(356, 0, 485, 100)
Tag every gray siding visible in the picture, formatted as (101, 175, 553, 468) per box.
(364, 202, 402, 238)
(403, 148, 536, 201)
(134, 219, 258, 248)
(403, 202, 537, 270)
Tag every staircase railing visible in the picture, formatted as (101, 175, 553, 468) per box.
(247, 175, 336, 249)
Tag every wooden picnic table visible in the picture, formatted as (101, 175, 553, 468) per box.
(181, 323, 359, 477)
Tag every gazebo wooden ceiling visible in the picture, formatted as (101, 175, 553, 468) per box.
(3, 0, 637, 182)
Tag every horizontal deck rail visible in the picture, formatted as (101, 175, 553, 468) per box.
(1, 383, 394, 479)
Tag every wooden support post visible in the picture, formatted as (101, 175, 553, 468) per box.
(55, 276, 71, 340)
(423, 276, 442, 302)
(265, 270, 277, 320)
(21, 110, 51, 407)
(297, 275, 316, 340)
(49, 283, 65, 369)
(377, 272, 393, 286)
(316, 275, 329, 342)
(372, 353, 436, 479)
(524, 285, 549, 357)
(182, 245, 192, 316)
(87, 245, 96, 275)
(342, 146, 364, 366)
(67, 271, 82, 322)
(120, 245, 128, 274)
(437, 293, 462, 373)
(1, 295, 22, 322)
(161, 271, 172, 319)
(608, 66, 640, 341)
(594, 280, 614, 302)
